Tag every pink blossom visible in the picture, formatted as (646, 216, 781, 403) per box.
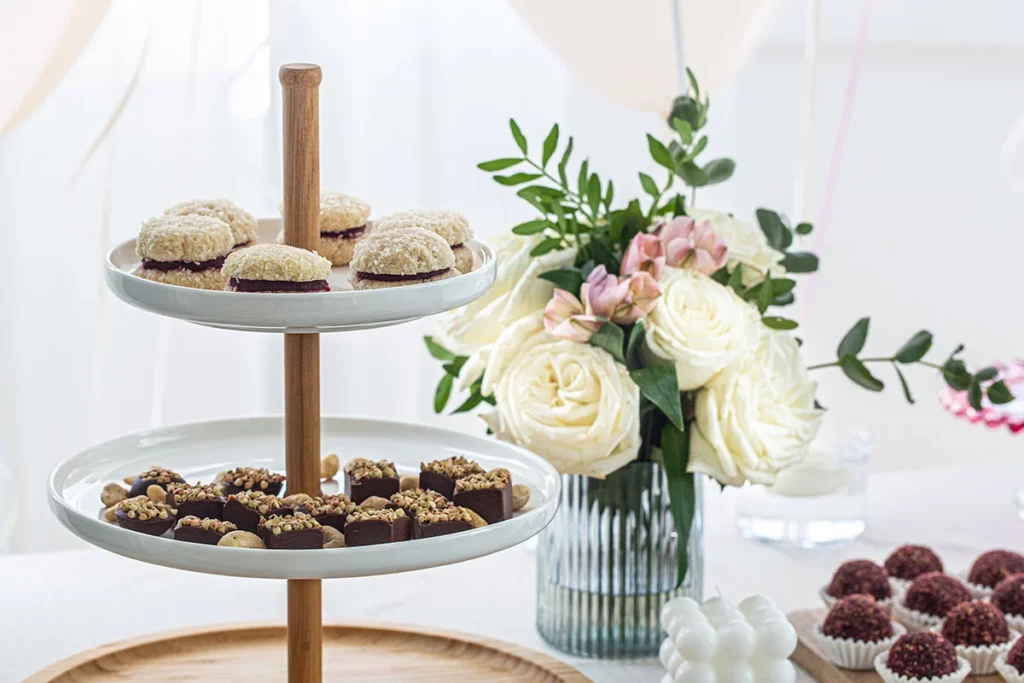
(544, 289, 603, 342)
(660, 216, 728, 275)
(582, 265, 661, 325)
(620, 233, 666, 279)
(623, 272, 661, 321)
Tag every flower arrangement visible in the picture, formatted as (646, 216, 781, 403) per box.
(425, 70, 1015, 579)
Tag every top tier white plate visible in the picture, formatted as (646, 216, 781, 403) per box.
(106, 218, 496, 333)
(49, 416, 561, 580)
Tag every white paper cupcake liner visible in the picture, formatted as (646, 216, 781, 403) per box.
(891, 577, 912, 596)
(931, 626, 1019, 676)
(874, 652, 971, 683)
(819, 586, 893, 614)
(995, 652, 1024, 682)
(1008, 613, 1024, 634)
(892, 597, 944, 633)
(957, 570, 995, 600)
(813, 621, 906, 670)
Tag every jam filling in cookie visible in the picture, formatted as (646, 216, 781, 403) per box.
(229, 278, 330, 293)
(354, 267, 452, 283)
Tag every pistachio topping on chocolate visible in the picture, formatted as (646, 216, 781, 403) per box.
(305, 495, 356, 517)
(166, 482, 223, 504)
(175, 516, 237, 534)
(346, 507, 406, 524)
(116, 498, 177, 521)
(220, 466, 285, 491)
(228, 491, 284, 514)
(420, 455, 483, 479)
(345, 458, 397, 480)
(389, 488, 448, 512)
(416, 506, 474, 525)
(136, 466, 183, 485)
(455, 470, 510, 492)
(259, 512, 321, 535)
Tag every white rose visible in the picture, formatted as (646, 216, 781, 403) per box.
(433, 232, 576, 356)
(643, 268, 760, 390)
(481, 322, 641, 478)
(689, 327, 824, 487)
(690, 208, 784, 286)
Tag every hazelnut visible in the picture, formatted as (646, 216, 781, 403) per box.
(399, 474, 419, 492)
(487, 467, 511, 481)
(146, 485, 167, 503)
(360, 496, 389, 510)
(103, 506, 118, 523)
(323, 526, 346, 549)
(283, 493, 314, 508)
(321, 453, 340, 481)
(123, 475, 138, 486)
(467, 509, 488, 528)
(217, 530, 266, 549)
(100, 482, 129, 508)
(511, 484, 531, 511)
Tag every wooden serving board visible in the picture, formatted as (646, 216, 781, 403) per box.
(26, 621, 591, 682)
(788, 609, 1001, 682)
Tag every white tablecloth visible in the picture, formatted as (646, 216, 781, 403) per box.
(4, 459, 1023, 682)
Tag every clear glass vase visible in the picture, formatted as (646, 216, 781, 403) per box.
(536, 461, 704, 658)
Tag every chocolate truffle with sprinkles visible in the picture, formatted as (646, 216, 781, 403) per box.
(941, 601, 1010, 647)
(134, 215, 233, 290)
(218, 466, 285, 496)
(373, 209, 474, 273)
(884, 632, 959, 679)
(1005, 637, 1024, 673)
(968, 550, 1024, 589)
(884, 544, 944, 582)
(128, 466, 186, 498)
(348, 227, 458, 290)
(223, 244, 332, 293)
(826, 560, 892, 602)
(904, 572, 972, 618)
(993, 574, 1024, 617)
(164, 198, 258, 249)
(822, 595, 894, 642)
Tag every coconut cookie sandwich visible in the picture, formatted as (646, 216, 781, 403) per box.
(374, 209, 474, 273)
(133, 215, 233, 290)
(348, 227, 457, 290)
(164, 198, 259, 250)
(278, 191, 370, 266)
(223, 244, 332, 293)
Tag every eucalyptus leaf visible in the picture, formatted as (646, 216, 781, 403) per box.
(541, 123, 559, 168)
(494, 173, 542, 186)
(424, 336, 456, 361)
(538, 268, 584, 296)
(511, 219, 551, 235)
(660, 422, 695, 589)
(781, 251, 819, 273)
(477, 158, 522, 172)
(762, 316, 798, 330)
(672, 118, 693, 144)
(686, 67, 700, 98)
(894, 330, 933, 364)
(704, 158, 735, 185)
(588, 322, 625, 364)
(772, 292, 796, 307)
(684, 136, 708, 162)
(509, 118, 527, 154)
(639, 172, 659, 197)
(839, 355, 885, 391)
(647, 134, 675, 171)
(677, 161, 708, 187)
(894, 365, 915, 404)
(630, 365, 684, 430)
(837, 317, 870, 358)
(795, 222, 814, 235)
(755, 209, 787, 251)
(434, 374, 453, 413)
(756, 274, 773, 314)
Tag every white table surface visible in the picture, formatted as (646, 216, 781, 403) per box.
(4, 459, 1024, 683)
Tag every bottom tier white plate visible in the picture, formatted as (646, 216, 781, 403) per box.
(49, 417, 561, 579)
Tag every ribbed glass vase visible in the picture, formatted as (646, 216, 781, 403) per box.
(536, 461, 704, 658)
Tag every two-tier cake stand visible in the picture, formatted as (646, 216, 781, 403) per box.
(42, 64, 576, 682)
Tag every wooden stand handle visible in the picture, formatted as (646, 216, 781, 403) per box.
(280, 62, 323, 683)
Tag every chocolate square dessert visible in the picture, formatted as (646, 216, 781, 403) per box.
(388, 488, 449, 517)
(303, 494, 356, 532)
(114, 498, 178, 536)
(166, 483, 225, 520)
(223, 491, 292, 533)
(258, 512, 323, 550)
(173, 516, 237, 545)
(344, 458, 399, 504)
(419, 455, 484, 499)
(218, 467, 285, 496)
(128, 466, 186, 498)
(414, 506, 474, 539)
(344, 508, 411, 546)
(453, 471, 512, 524)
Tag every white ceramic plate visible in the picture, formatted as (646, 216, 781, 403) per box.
(106, 218, 497, 333)
(49, 417, 561, 579)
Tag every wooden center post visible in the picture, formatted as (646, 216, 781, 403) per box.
(279, 62, 323, 683)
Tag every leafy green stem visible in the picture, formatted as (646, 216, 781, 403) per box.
(522, 157, 600, 226)
(808, 357, 942, 371)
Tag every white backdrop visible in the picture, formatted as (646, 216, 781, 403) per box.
(1, 0, 1021, 553)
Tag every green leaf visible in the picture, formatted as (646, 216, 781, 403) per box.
(894, 331, 933, 364)
(538, 268, 584, 295)
(510, 219, 551, 236)
(588, 322, 625, 364)
(967, 378, 984, 411)
(839, 354, 885, 391)
(434, 374, 453, 413)
(755, 209, 787, 251)
(509, 118, 527, 154)
(756, 274, 774, 314)
(686, 67, 700, 97)
(630, 365, 684, 430)
(672, 118, 693, 144)
(452, 390, 485, 415)
(660, 422, 695, 588)
(704, 158, 735, 185)
(942, 359, 972, 391)
(762, 316, 799, 330)
(974, 367, 999, 382)
(530, 237, 564, 256)
(517, 185, 565, 202)
(424, 336, 456, 361)
(677, 161, 708, 187)
(894, 365, 915, 404)
(557, 136, 574, 187)
(626, 321, 645, 367)
(588, 236, 621, 274)
(577, 159, 589, 198)
(604, 179, 614, 210)
(494, 173, 542, 186)
(586, 174, 601, 216)
(477, 158, 522, 172)
(541, 123, 559, 168)
(671, 194, 687, 217)
(795, 222, 813, 235)
(838, 317, 870, 358)
(781, 251, 819, 273)
(772, 292, 796, 307)
(441, 357, 467, 377)
(683, 136, 708, 162)
(726, 265, 744, 294)
(988, 380, 1015, 405)
(647, 134, 675, 171)
(639, 172, 659, 197)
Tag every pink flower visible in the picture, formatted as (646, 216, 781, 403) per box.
(621, 233, 666, 279)
(582, 265, 661, 325)
(623, 272, 661, 321)
(660, 216, 728, 275)
(544, 289, 603, 342)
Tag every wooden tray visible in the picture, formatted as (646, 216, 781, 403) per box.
(788, 608, 1001, 682)
(26, 621, 591, 682)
